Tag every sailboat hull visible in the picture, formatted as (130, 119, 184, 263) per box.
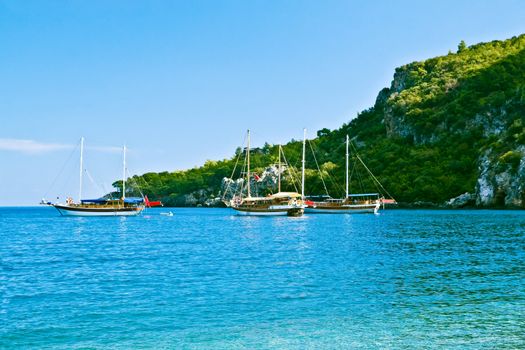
(305, 203, 378, 214)
(53, 204, 144, 217)
(233, 209, 289, 216)
(231, 207, 304, 216)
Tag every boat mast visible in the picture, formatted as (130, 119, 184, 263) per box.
(246, 130, 251, 198)
(346, 134, 349, 199)
(122, 145, 126, 201)
(301, 128, 306, 199)
(79, 137, 84, 202)
(278, 145, 281, 193)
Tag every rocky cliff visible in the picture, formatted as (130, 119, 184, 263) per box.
(366, 35, 525, 207)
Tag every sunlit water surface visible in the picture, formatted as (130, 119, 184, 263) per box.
(1, 207, 524, 349)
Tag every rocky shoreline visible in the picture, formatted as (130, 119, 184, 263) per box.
(160, 190, 523, 209)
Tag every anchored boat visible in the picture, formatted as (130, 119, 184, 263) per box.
(305, 193, 381, 214)
(53, 198, 144, 217)
(50, 137, 145, 216)
(304, 134, 395, 214)
(224, 130, 306, 216)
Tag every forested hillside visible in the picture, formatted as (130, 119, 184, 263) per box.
(116, 34, 525, 208)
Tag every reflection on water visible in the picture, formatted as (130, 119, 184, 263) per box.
(117, 216, 129, 236)
(72, 217, 87, 236)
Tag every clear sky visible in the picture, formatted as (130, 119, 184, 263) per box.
(1, 0, 524, 205)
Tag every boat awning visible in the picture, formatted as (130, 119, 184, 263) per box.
(271, 192, 301, 198)
(347, 193, 379, 197)
(80, 197, 144, 204)
(81, 198, 109, 204)
(306, 195, 331, 199)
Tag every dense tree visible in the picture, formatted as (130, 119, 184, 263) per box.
(457, 40, 467, 53)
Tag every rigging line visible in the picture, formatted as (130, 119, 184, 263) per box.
(287, 149, 303, 191)
(290, 141, 312, 194)
(126, 169, 145, 199)
(328, 169, 345, 198)
(350, 154, 383, 196)
(43, 141, 79, 199)
(279, 147, 299, 193)
(355, 163, 366, 193)
(84, 169, 106, 195)
(354, 160, 372, 195)
(366, 161, 386, 196)
(352, 145, 394, 199)
(101, 184, 111, 200)
(102, 181, 115, 200)
(278, 149, 291, 191)
(237, 153, 248, 198)
(310, 137, 346, 188)
(282, 149, 301, 192)
(371, 175, 384, 195)
(348, 159, 357, 194)
(308, 140, 330, 197)
(325, 139, 347, 197)
(227, 144, 246, 199)
(350, 142, 396, 200)
(134, 175, 151, 197)
(308, 138, 345, 196)
(222, 134, 247, 200)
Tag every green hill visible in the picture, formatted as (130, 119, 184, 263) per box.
(117, 34, 525, 208)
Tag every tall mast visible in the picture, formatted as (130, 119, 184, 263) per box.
(301, 128, 306, 199)
(278, 145, 281, 193)
(346, 134, 349, 198)
(246, 130, 251, 198)
(79, 137, 84, 202)
(122, 145, 126, 201)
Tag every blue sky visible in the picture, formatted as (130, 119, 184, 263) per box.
(1, 0, 524, 205)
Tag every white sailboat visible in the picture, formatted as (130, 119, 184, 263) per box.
(52, 138, 145, 216)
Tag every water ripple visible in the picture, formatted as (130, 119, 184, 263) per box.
(0, 207, 524, 349)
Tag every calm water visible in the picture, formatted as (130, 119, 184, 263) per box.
(1, 207, 524, 349)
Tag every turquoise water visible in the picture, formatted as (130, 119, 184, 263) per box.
(1, 207, 524, 349)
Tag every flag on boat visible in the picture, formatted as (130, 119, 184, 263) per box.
(253, 173, 261, 182)
(145, 195, 162, 207)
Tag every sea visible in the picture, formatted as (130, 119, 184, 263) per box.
(1, 207, 524, 349)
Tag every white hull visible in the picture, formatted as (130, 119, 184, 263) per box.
(54, 205, 143, 217)
(231, 207, 299, 216)
(305, 207, 375, 214)
(230, 205, 305, 216)
(305, 202, 379, 214)
(233, 208, 290, 216)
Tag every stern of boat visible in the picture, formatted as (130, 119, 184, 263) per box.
(286, 207, 304, 216)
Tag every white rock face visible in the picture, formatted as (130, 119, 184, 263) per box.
(475, 148, 524, 207)
(221, 164, 288, 200)
(476, 153, 494, 206)
(468, 112, 507, 137)
(508, 146, 525, 206)
(446, 192, 473, 208)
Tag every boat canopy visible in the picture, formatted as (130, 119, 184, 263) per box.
(306, 195, 331, 200)
(271, 192, 302, 198)
(80, 198, 109, 204)
(347, 193, 379, 197)
(326, 198, 345, 203)
(80, 197, 144, 204)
